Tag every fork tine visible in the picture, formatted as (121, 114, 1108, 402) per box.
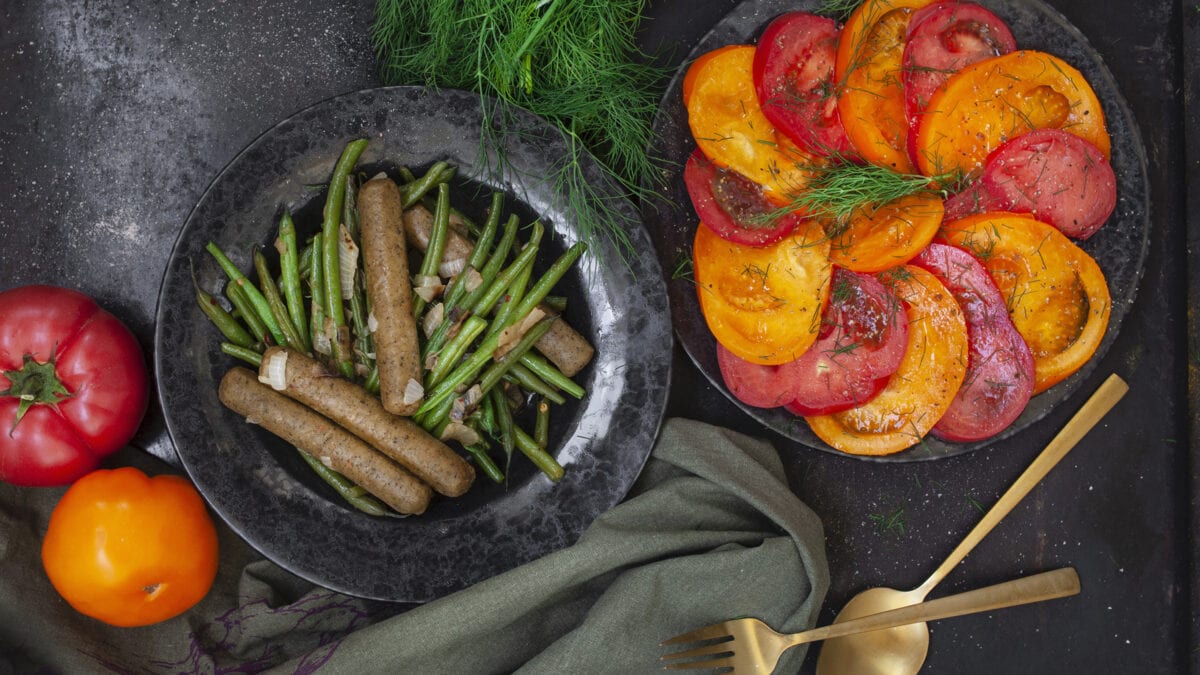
(662, 655, 734, 671)
(660, 622, 731, 646)
(659, 640, 735, 663)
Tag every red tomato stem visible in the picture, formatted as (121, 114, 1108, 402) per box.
(0, 353, 72, 431)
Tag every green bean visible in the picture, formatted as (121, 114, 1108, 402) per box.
(534, 398, 550, 449)
(468, 221, 543, 317)
(196, 287, 255, 349)
(458, 214, 519, 313)
(254, 249, 304, 350)
(513, 426, 564, 482)
(486, 258, 532, 338)
(224, 279, 271, 347)
(519, 352, 585, 399)
(400, 161, 451, 209)
(507, 242, 586, 327)
(276, 211, 311, 353)
(504, 362, 566, 405)
(221, 342, 263, 367)
(342, 173, 360, 241)
(309, 232, 327, 354)
(296, 449, 391, 517)
(465, 442, 505, 484)
(412, 182, 450, 318)
(321, 139, 369, 378)
(206, 241, 286, 345)
(427, 316, 487, 389)
(541, 295, 568, 314)
(398, 166, 417, 183)
(298, 239, 315, 279)
(491, 387, 515, 460)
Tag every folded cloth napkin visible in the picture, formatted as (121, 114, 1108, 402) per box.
(0, 418, 828, 674)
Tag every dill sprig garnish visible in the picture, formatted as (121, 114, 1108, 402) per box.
(371, 0, 667, 266)
(787, 159, 962, 225)
(816, 0, 866, 21)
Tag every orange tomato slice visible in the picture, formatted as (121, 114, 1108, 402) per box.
(914, 50, 1110, 177)
(938, 212, 1110, 393)
(806, 265, 968, 455)
(828, 192, 945, 272)
(693, 218, 832, 365)
(835, 0, 934, 173)
(686, 44, 820, 204)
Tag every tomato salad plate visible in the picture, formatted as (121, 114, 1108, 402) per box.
(643, 0, 1148, 460)
(155, 86, 671, 601)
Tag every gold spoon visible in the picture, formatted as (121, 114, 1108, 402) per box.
(816, 374, 1128, 675)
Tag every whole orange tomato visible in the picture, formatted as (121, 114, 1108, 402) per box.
(41, 467, 219, 627)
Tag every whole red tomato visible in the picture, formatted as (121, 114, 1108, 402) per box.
(41, 466, 219, 627)
(0, 285, 149, 486)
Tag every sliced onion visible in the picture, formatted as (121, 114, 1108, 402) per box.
(495, 307, 547, 359)
(413, 274, 445, 302)
(338, 223, 359, 300)
(367, 311, 378, 334)
(462, 267, 484, 293)
(258, 350, 289, 391)
(403, 378, 424, 405)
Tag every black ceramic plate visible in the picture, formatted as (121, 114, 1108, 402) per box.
(643, 0, 1148, 461)
(155, 87, 672, 601)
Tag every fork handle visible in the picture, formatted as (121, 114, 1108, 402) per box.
(787, 567, 1081, 647)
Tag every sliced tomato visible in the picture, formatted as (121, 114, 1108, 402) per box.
(902, 1, 1016, 166)
(716, 343, 801, 408)
(941, 180, 1002, 221)
(835, 0, 934, 173)
(979, 129, 1117, 239)
(753, 12, 853, 158)
(806, 265, 968, 456)
(914, 50, 1110, 177)
(828, 192, 945, 273)
(693, 218, 832, 365)
(686, 44, 820, 204)
(780, 267, 909, 416)
(938, 212, 1110, 393)
(684, 150, 803, 247)
(912, 242, 1034, 442)
(683, 45, 743, 108)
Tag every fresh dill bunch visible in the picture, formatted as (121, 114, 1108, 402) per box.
(787, 159, 963, 224)
(371, 0, 667, 266)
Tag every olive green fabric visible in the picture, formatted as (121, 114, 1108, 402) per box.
(0, 418, 828, 674)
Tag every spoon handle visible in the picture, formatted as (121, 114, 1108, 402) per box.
(917, 374, 1128, 595)
(790, 567, 1081, 647)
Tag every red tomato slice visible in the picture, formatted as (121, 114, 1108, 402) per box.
(780, 267, 909, 416)
(716, 343, 801, 408)
(684, 150, 803, 247)
(753, 12, 853, 158)
(979, 129, 1117, 239)
(902, 2, 1016, 166)
(941, 180, 1003, 221)
(912, 242, 1034, 441)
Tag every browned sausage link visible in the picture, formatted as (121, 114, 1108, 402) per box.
(535, 308, 595, 377)
(360, 176, 424, 415)
(218, 367, 431, 515)
(403, 203, 474, 263)
(260, 346, 475, 497)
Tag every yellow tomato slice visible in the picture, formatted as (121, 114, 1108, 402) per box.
(938, 212, 1110, 393)
(693, 218, 832, 365)
(806, 265, 968, 455)
(686, 44, 820, 204)
(835, 0, 933, 172)
(828, 192, 945, 272)
(914, 50, 1110, 177)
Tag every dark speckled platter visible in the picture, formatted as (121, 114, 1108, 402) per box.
(643, 0, 1149, 461)
(155, 86, 672, 602)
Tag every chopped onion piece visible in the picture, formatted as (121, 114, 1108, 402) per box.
(403, 378, 425, 405)
(338, 223, 359, 299)
(495, 307, 547, 359)
(423, 303, 444, 337)
(462, 267, 484, 293)
(413, 274, 445, 302)
(313, 326, 332, 355)
(440, 422, 480, 446)
(439, 257, 467, 278)
(258, 350, 289, 391)
(367, 311, 378, 333)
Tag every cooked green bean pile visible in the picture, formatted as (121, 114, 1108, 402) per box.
(198, 139, 589, 514)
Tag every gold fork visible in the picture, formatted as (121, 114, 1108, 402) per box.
(660, 567, 1080, 672)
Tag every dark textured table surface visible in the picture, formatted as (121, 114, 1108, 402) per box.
(0, 1, 1192, 673)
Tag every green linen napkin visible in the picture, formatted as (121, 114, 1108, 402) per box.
(0, 418, 828, 673)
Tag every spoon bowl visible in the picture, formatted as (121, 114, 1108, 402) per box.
(815, 374, 1127, 675)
